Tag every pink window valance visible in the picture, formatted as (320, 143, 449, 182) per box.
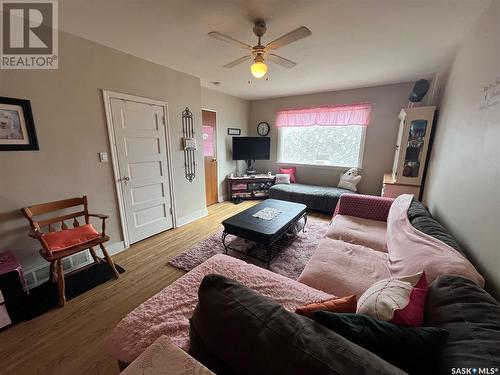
(275, 102, 372, 127)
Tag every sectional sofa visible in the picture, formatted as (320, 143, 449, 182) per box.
(109, 194, 500, 374)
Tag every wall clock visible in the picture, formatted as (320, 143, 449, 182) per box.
(257, 121, 270, 136)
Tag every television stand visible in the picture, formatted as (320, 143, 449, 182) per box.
(227, 175, 275, 203)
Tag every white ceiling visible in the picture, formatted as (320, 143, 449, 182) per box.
(59, 0, 490, 100)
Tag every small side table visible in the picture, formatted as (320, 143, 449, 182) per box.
(0, 251, 29, 328)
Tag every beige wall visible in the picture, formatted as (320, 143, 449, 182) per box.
(201, 88, 250, 200)
(424, 2, 500, 297)
(249, 82, 413, 195)
(0, 32, 206, 270)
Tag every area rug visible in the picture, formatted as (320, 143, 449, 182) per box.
(169, 217, 329, 280)
(25, 262, 125, 319)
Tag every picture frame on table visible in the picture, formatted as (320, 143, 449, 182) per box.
(227, 127, 241, 136)
(0, 97, 39, 151)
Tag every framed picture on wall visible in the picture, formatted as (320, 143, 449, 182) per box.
(0, 97, 39, 151)
(227, 127, 241, 135)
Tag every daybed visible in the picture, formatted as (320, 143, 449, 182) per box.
(269, 182, 353, 212)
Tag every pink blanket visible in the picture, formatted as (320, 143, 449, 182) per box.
(387, 195, 484, 286)
(108, 254, 333, 364)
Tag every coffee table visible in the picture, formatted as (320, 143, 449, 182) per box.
(221, 199, 307, 268)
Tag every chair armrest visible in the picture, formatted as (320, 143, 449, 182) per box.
(88, 214, 109, 220)
(333, 193, 394, 222)
(28, 229, 44, 239)
(88, 213, 108, 236)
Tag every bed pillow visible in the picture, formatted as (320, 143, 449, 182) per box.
(279, 167, 296, 183)
(275, 173, 291, 184)
(314, 312, 449, 374)
(357, 272, 428, 326)
(296, 295, 357, 319)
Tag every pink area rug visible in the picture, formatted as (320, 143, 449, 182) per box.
(168, 217, 329, 280)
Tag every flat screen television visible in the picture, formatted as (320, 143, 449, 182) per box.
(232, 137, 270, 161)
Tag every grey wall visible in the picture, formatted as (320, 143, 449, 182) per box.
(424, 2, 500, 297)
(0, 32, 206, 270)
(201, 88, 250, 200)
(249, 82, 413, 195)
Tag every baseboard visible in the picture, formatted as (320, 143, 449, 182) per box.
(176, 208, 208, 227)
(105, 241, 127, 256)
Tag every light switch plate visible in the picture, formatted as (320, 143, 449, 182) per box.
(99, 152, 108, 162)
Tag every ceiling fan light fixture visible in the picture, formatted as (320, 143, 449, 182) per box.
(251, 55, 267, 78)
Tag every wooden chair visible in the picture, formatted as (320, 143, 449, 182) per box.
(22, 196, 119, 307)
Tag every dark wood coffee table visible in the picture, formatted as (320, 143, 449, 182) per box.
(221, 199, 307, 268)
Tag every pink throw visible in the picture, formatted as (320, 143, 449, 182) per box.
(108, 254, 333, 364)
(387, 195, 484, 286)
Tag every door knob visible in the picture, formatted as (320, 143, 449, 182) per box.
(122, 176, 130, 183)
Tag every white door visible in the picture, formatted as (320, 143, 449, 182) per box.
(109, 97, 173, 244)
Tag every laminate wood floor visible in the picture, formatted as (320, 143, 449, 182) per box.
(0, 201, 329, 375)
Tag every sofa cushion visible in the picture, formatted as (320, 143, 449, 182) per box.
(314, 312, 449, 375)
(424, 275, 500, 373)
(327, 214, 388, 252)
(189, 274, 405, 375)
(298, 238, 391, 297)
(269, 183, 352, 213)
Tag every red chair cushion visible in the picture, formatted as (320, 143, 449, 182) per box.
(42, 224, 101, 252)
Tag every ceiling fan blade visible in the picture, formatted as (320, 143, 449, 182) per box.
(268, 54, 297, 68)
(223, 55, 251, 68)
(208, 31, 252, 50)
(266, 26, 312, 50)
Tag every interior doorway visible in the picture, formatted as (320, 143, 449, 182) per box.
(202, 110, 218, 206)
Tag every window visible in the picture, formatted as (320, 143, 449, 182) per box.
(278, 125, 365, 168)
(275, 103, 371, 168)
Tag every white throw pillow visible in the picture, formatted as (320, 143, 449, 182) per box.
(275, 173, 291, 184)
(337, 168, 362, 192)
(356, 272, 428, 326)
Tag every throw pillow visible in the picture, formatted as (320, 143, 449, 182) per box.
(314, 312, 449, 375)
(279, 167, 296, 183)
(357, 272, 428, 326)
(295, 295, 357, 319)
(189, 274, 405, 375)
(275, 173, 291, 184)
(337, 168, 362, 191)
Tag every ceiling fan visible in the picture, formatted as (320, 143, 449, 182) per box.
(208, 21, 312, 79)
